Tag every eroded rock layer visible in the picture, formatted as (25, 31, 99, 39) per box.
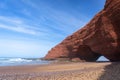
(45, 0, 120, 61)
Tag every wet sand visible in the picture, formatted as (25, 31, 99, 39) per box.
(0, 62, 119, 80)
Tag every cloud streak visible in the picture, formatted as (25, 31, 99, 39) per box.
(0, 15, 66, 40)
(0, 0, 89, 38)
(0, 16, 39, 35)
(21, 0, 88, 35)
(0, 24, 37, 35)
(0, 16, 23, 24)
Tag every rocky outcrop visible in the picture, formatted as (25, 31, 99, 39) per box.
(45, 0, 120, 62)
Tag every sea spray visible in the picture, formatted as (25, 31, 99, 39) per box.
(0, 57, 50, 66)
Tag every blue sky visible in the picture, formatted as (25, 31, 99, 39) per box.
(0, 0, 106, 58)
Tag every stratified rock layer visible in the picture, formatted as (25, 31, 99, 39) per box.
(45, 0, 120, 61)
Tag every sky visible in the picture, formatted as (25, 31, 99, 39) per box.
(0, 0, 106, 58)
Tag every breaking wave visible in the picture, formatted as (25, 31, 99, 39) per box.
(0, 57, 49, 66)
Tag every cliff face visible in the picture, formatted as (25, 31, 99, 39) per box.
(45, 0, 120, 61)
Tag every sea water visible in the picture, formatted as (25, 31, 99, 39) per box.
(0, 57, 50, 66)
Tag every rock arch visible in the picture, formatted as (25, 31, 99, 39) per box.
(74, 45, 101, 61)
(45, 0, 120, 62)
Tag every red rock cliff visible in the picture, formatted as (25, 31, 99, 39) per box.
(45, 0, 120, 61)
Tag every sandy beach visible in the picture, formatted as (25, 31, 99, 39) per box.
(0, 62, 120, 80)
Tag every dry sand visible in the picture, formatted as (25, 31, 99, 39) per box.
(0, 62, 120, 80)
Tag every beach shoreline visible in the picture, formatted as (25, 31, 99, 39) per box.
(0, 62, 118, 80)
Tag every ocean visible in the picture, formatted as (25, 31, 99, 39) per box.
(0, 57, 50, 66)
(0, 56, 109, 66)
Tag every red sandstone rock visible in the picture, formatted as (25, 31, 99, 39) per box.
(45, 0, 120, 61)
(71, 58, 84, 62)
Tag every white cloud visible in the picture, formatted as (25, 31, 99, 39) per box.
(0, 16, 42, 35)
(21, 0, 88, 34)
(0, 16, 45, 36)
(0, 0, 89, 41)
(0, 16, 23, 24)
(0, 24, 37, 35)
(0, 15, 66, 41)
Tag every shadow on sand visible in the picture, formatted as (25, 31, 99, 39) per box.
(98, 62, 120, 80)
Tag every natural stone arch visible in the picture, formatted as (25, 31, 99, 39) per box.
(72, 45, 101, 61)
(45, 0, 120, 62)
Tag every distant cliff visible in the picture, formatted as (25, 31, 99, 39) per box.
(45, 0, 120, 62)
